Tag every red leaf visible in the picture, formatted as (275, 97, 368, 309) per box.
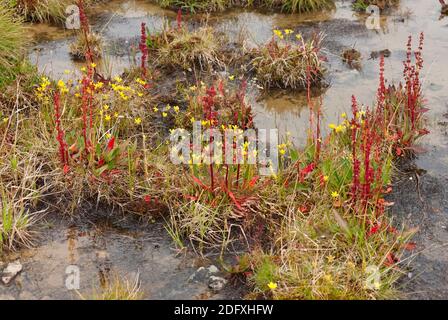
(385, 252, 398, 266)
(191, 175, 210, 191)
(367, 224, 380, 237)
(63, 164, 70, 175)
(225, 187, 243, 210)
(404, 242, 417, 251)
(107, 136, 115, 151)
(248, 176, 259, 188)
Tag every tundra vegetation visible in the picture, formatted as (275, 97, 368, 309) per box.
(0, 0, 428, 300)
(156, 0, 335, 13)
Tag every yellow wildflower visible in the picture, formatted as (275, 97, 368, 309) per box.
(267, 282, 277, 290)
(335, 125, 346, 133)
(134, 117, 142, 125)
(273, 29, 284, 39)
(105, 114, 111, 121)
(331, 191, 339, 198)
(135, 78, 147, 86)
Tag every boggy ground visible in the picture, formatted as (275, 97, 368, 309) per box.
(0, 208, 245, 300)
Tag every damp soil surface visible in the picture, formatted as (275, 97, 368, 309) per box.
(8, 0, 448, 299)
(0, 210, 245, 300)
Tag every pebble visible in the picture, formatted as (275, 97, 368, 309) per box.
(208, 276, 227, 292)
(1, 260, 23, 285)
(207, 265, 219, 274)
(188, 267, 209, 283)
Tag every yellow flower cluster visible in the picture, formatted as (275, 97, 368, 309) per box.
(135, 78, 147, 86)
(278, 143, 288, 155)
(273, 29, 284, 39)
(328, 119, 350, 133)
(35, 77, 52, 103)
(273, 29, 296, 40)
(57, 80, 69, 94)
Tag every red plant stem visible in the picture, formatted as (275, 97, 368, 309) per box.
(235, 80, 247, 188)
(306, 65, 314, 144)
(203, 87, 217, 193)
(315, 96, 322, 162)
(351, 95, 360, 205)
(362, 113, 374, 212)
(177, 9, 182, 30)
(377, 54, 386, 132)
(54, 92, 68, 166)
(81, 66, 94, 152)
(139, 22, 148, 77)
(77, 0, 95, 67)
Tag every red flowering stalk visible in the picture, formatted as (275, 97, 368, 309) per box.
(361, 111, 375, 211)
(77, 0, 94, 65)
(306, 64, 314, 144)
(202, 86, 217, 192)
(350, 95, 360, 204)
(315, 96, 322, 162)
(81, 66, 94, 152)
(376, 54, 386, 131)
(53, 92, 68, 167)
(235, 80, 254, 188)
(139, 22, 148, 77)
(373, 144, 383, 203)
(176, 9, 182, 31)
(238, 80, 248, 129)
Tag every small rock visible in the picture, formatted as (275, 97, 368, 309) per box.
(1, 260, 23, 285)
(207, 265, 219, 274)
(96, 250, 109, 260)
(0, 294, 15, 300)
(188, 267, 209, 283)
(208, 276, 227, 292)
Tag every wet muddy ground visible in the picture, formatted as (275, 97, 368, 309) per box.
(2, 0, 448, 299)
(0, 210, 244, 300)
